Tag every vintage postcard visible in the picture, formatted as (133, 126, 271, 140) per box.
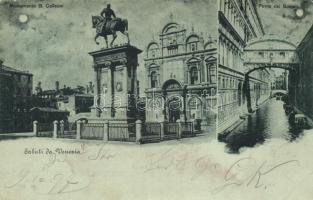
(0, 0, 313, 199)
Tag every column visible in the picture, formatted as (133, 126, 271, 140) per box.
(197, 65, 201, 84)
(202, 56, 207, 83)
(111, 65, 115, 118)
(160, 119, 165, 140)
(186, 64, 189, 84)
(176, 119, 182, 138)
(148, 74, 151, 88)
(104, 62, 112, 117)
(94, 65, 101, 117)
(105, 62, 114, 118)
(60, 120, 64, 136)
(122, 60, 128, 110)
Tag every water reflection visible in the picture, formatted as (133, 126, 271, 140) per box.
(225, 99, 304, 153)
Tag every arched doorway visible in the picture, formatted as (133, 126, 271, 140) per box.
(162, 79, 183, 122)
(188, 96, 202, 120)
(168, 96, 182, 122)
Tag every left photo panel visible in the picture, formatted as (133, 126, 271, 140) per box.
(0, 0, 218, 199)
(0, 0, 218, 141)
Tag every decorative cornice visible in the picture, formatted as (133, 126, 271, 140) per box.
(104, 61, 112, 68)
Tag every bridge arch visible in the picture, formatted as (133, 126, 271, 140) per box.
(271, 90, 287, 97)
(244, 35, 299, 75)
(243, 35, 299, 112)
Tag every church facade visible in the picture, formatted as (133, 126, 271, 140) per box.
(144, 21, 217, 132)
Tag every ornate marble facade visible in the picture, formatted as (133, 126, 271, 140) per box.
(144, 21, 217, 132)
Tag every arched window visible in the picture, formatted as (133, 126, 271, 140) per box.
(191, 43, 197, 52)
(150, 71, 158, 88)
(147, 43, 159, 58)
(186, 35, 200, 52)
(188, 97, 202, 119)
(190, 67, 198, 85)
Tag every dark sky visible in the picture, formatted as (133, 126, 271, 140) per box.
(256, 0, 313, 43)
(0, 0, 217, 90)
(1, 0, 312, 91)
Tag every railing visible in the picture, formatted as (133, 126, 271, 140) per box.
(108, 123, 136, 142)
(141, 122, 161, 143)
(181, 122, 195, 138)
(58, 122, 77, 139)
(81, 123, 104, 140)
(37, 123, 53, 137)
(34, 120, 196, 143)
(164, 122, 179, 140)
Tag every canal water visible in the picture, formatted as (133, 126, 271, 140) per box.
(224, 98, 305, 153)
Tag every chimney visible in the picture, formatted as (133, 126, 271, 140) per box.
(55, 81, 60, 91)
(86, 84, 89, 93)
(89, 81, 94, 93)
(35, 81, 42, 94)
(0, 58, 3, 70)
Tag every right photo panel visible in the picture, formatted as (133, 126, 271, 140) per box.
(217, 0, 313, 152)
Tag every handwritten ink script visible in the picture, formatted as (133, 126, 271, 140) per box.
(2, 144, 118, 195)
(3, 153, 95, 195)
(212, 158, 299, 194)
(0, 145, 302, 196)
(138, 148, 300, 194)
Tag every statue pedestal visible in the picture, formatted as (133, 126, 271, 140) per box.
(89, 45, 142, 123)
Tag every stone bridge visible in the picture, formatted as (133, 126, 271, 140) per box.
(271, 89, 287, 96)
(243, 35, 299, 112)
(244, 35, 299, 74)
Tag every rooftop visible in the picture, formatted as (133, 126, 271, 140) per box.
(245, 34, 297, 51)
(0, 64, 33, 76)
(30, 107, 69, 113)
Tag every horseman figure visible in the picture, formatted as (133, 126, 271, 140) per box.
(100, 4, 116, 32)
(92, 4, 129, 48)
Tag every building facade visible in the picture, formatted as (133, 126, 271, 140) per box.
(0, 61, 33, 132)
(218, 0, 271, 134)
(275, 71, 288, 90)
(291, 24, 313, 121)
(144, 21, 217, 132)
(57, 94, 94, 122)
(0, 69, 14, 132)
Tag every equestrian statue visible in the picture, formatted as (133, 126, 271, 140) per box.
(92, 4, 129, 48)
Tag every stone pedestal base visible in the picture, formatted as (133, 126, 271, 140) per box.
(88, 44, 142, 123)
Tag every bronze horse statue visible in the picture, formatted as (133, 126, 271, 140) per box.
(92, 16, 129, 48)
